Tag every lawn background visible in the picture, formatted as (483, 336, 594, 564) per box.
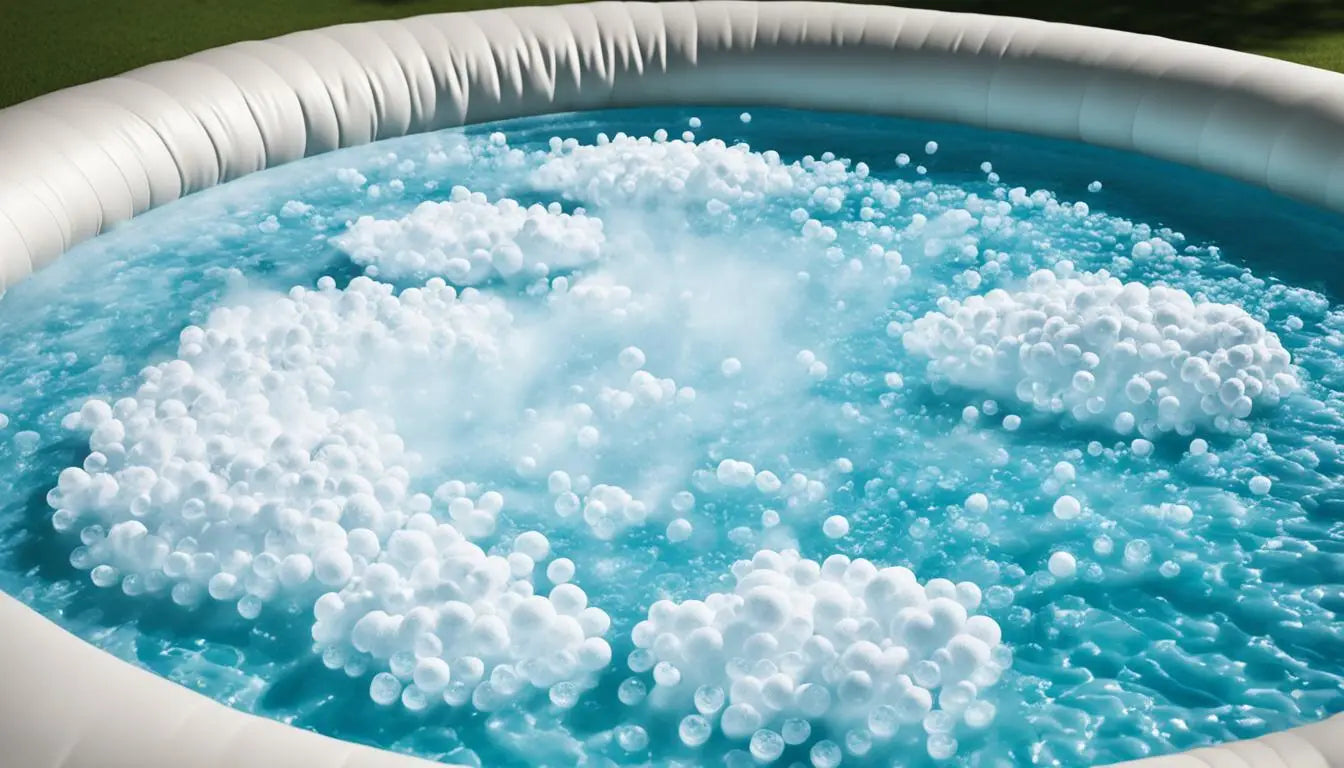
(1, 0, 1342, 110)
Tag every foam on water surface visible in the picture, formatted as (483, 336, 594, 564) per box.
(1, 107, 1342, 768)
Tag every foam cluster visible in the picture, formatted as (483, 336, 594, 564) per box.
(903, 267, 1300, 436)
(530, 134, 852, 209)
(310, 508, 612, 712)
(631, 549, 1005, 760)
(552, 480, 650, 541)
(332, 186, 605, 283)
(49, 276, 513, 614)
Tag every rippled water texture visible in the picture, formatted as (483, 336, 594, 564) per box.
(0, 107, 1341, 768)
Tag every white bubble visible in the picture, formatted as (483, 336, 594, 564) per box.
(1249, 475, 1272, 495)
(810, 739, 843, 768)
(1052, 462, 1075, 483)
(370, 672, 403, 706)
(694, 684, 726, 715)
(927, 733, 958, 760)
(618, 346, 646, 369)
(666, 518, 693, 542)
(963, 493, 989, 514)
(680, 714, 713, 747)
(1048, 551, 1077, 578)
(1052, 495, 1082, 520)
(617, 724, 649, 752)
(546, 558, 576, 584)
(823, 515, 850, 539)
(549, 681, 580, 709)
(618, 677, 648, 706)
(750, 729, 785, 762)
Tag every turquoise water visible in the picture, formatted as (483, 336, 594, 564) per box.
(0, 107, 1341, 768)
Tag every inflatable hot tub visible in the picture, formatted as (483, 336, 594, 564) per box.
(1, 3, 1342, 767)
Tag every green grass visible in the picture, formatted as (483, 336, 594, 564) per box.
(1, 0, 1342, 110)
(0, 0, 577, 109)
(1252, 30, 1344, 72)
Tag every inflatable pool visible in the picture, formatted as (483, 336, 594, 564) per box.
(1, 3, 1342, 767)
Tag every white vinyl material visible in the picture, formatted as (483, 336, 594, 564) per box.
(0, 2, 1341, 767)
(0, 592, 449, 768)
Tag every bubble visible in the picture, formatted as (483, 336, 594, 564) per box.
(750, 729, 786, 762)
(695, 684, 726, 715)
(1124, 539, 1152, 565)
(628, 648, 655, 673)
(1052, 495, 1082, 520)
(666, 518, 693, 542)
(617, 724, 649, 752)
(618, 346, 646, 369)
(1048, 551, 1077, 578)
(549, 681, 580, 708)
(618, 676, 647, 706)
(370, 672, 403, 706)
(823, 515, 850, 538)
(782, 717, 812, 745)
(927, 733, 958, 760)
(810, 739, 843, 768)
(963, 493, 989, 514)
(845, 729, 872, 756)
(547, 558, 576, 584)
(679, 714, 713, 747)
(653, 661, 682, 687)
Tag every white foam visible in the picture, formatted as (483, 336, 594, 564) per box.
(52, 277, 514, 605)
(903, 268, 1299, 436)
(630, 549, 1005, 752)
(530, 134, 851, 210)
(313, 507, 610, 712)
(333, 186, 604, 283)
(50, 274, 612, 711)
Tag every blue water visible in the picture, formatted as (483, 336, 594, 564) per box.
(0, 107, 1341, 768)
